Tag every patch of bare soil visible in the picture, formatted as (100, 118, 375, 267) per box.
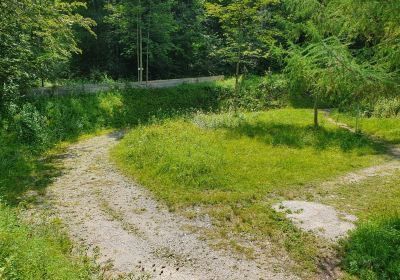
(45, 132, 298, 280)
(273, 201, 357, 241)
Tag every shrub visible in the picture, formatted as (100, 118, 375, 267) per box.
(12, 103, 49, 147)
(220, 75, 289, 111)
(342, 215, 400, 280)
(373, 98, 400, 118)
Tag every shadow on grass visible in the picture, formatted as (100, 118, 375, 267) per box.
(0, 139, 62, 206)
(221, 120, 387, 154)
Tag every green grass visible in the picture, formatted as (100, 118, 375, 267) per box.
(315, 169, 400, 280)
(331, 112, 400, 144)
(332, 173, 400, 280)
(0, 205, 100, 279)
(2, 78, 398, 279)
(342, 215, 400, 280)
(111, 108, 388, 274)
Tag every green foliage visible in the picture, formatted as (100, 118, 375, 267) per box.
(221, 75, 289, 110)
(342, 215, 400, 280)
(205, 0, 281, 78)
(282, 0, 400, 107)
(0, 0, 95, 91)
(105, 0, 176, 74)
(0, 204, 98, 279)
(373, 98, 400, 118)
(12, 103, 49, 147)
(4, 78, 286, 151)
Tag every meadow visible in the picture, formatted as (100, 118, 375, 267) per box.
(0, 80, 399, 279)
(110, 108, 393, 276)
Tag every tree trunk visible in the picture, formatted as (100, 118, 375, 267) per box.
(355, 103, 361, 133)
(41, 78, 44, 87)
(136, 8, 140, 82)
(139, 22, 143, 83)
(314, 96, 319, 128)
(235, 60, 240, 93)
(146, 9, 150, 86)
(233, 59, 241, 112)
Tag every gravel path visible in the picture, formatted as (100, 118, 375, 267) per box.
(46, 132, 297, 280)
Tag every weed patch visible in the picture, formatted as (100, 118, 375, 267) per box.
(342, 215, 400, 280)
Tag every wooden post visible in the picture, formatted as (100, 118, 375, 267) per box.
(314, 96, 319, 128)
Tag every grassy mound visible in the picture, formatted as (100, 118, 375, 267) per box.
(111, 108, 387, 272)
(112, 109, 385, 207)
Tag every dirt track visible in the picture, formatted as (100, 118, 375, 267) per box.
(44, 112, 399, 279)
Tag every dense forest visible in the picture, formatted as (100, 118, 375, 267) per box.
(0, 1, 400, 280)
(2, 0, 399, 90)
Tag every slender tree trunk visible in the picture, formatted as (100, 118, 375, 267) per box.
(233, 59, 241, 112)
(234, 7, 244, 110)
(136, 8, 140, 83)
(146, 4, 150, 86)
(235, 60, 240, 93)
(139, 23, 143, 83)
(41, 78, 44, 87)
(355, 102, 361, 133)
(314, 96, 319, 128)
(139, 0, 144, 83)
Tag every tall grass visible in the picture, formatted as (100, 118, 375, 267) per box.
(331, 111, 400, 144)
(0, 205, 100, 279)
(342, 215, 400, 280)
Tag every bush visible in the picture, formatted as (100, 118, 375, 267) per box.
(221, 75, 289, 111)
(12, 103, 49, 147)
(342, 215, 400, 280)
(373, 98, 400, 118)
